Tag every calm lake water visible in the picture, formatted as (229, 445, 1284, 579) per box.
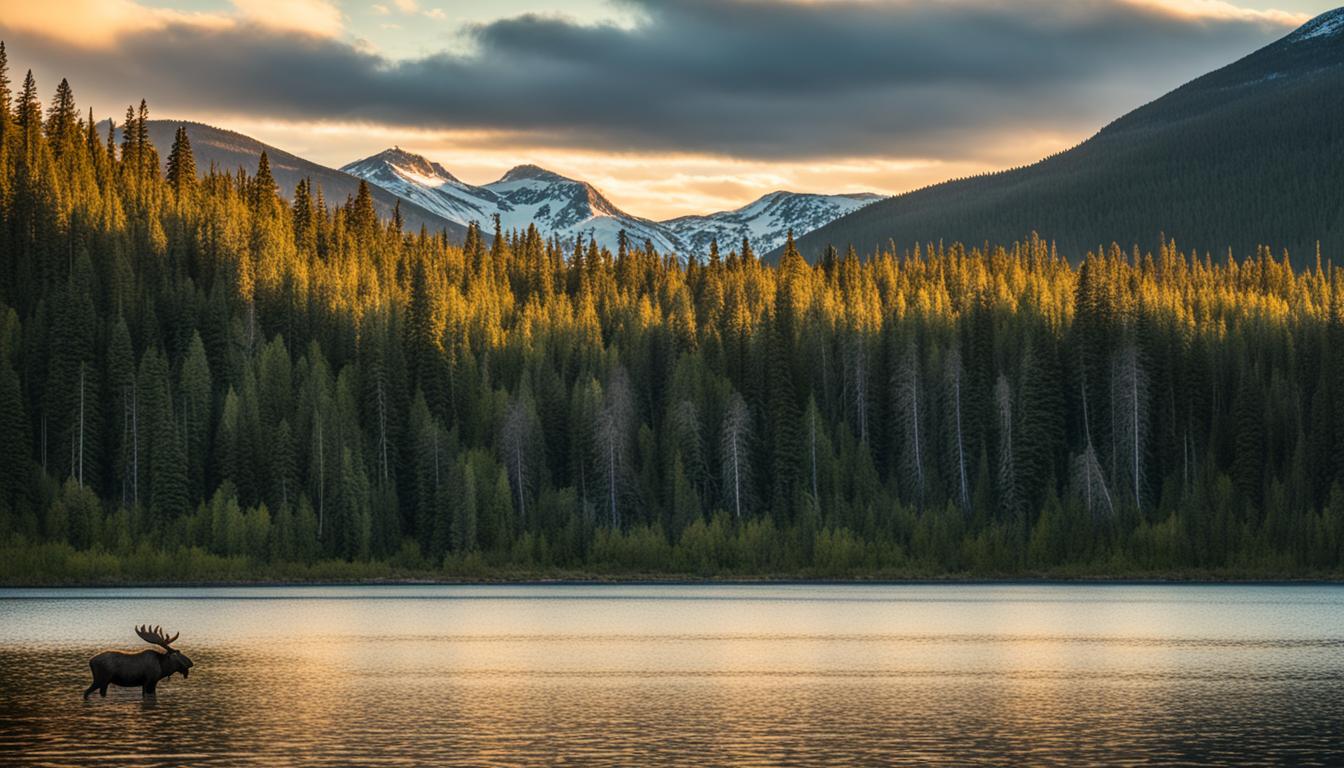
(1, 583, 1341, 766)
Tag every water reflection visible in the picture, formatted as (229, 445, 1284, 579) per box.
(1, 584, 1342, 765)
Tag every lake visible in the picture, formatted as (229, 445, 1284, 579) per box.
(1, 583, 1341, 765)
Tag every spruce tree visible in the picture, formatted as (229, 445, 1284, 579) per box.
(251, 150, 276, 211)
(179, 332, 212, 500)
(44, 78, 77, 156)
(165, 124, 196, 195)
(17, 71, 40, 148)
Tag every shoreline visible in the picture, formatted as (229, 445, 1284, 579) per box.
(4, 574, 1343, 589)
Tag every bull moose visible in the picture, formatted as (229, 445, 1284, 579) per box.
(83, 625, 194, 699)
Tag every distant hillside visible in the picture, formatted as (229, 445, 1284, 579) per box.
(788, 9, 1344, 264)
(126, 121, 468, 242)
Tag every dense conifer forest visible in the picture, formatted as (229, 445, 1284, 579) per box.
(1, 58, 1341, 582)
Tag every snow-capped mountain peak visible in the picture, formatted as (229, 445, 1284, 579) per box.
(342, 147, 882, 259)
(344, 147, 461, 188)
(495, 164, 568, 185)
(664, 190, 885, 257)
(341, 148, 499, 225)
(343, 150, 680, 252)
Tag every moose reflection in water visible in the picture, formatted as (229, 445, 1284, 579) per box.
(83, 625, 194, 699)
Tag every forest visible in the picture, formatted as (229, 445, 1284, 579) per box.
(1, 56, 1342, 583)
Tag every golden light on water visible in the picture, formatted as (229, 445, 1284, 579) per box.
(2, 585, 1342, 764)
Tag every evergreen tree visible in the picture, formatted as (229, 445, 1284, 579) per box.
(179, 332, 212, 500)
(165, 124, 196, 195)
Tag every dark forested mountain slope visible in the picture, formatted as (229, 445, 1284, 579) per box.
(131, 121, 468, 241)
(788, 8, 1344, 263)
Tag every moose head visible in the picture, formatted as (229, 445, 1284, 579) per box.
(136, 624, 194, 678)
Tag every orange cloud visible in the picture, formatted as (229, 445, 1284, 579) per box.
(1123, 0, 1308, 24)
(3, 0, 344, 48)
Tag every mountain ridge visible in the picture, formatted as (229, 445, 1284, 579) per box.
(343, 148, 882, 257)
(783, 8, 1344, 264)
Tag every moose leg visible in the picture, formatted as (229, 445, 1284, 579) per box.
(83, 683, 98, 700)
(99, 684, 108, 697)
(142, 682, 157, 697)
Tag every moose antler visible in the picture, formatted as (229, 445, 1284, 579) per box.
(135, 624, 180, 649)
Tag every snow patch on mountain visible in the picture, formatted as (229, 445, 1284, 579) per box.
(1290, 8, 1344, 42)
(664, 191, 884, 257)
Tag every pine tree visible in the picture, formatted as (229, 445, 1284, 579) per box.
(106, 316, 138, 508)
(251, 151, 276, 211)
(140, 347, 188, 527)
(292, 178, 317, 255)
(404, 253, 438, 405)
(16, 71, 41, 147)
(179, 332, 212, 500)
(165, 124, 196, 195)
(44, 78, 78, 157)
(348, 179, 377, 238)
(1016, 326, 1064, 515)
(120, 104, 138, 172)
(271, 419, 297, 510)
(768, 235, 804, 516)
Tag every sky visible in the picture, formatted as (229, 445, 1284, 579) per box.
(1, 0, 1338, 218)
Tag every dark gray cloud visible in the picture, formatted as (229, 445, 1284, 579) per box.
(1, 0, 1294, 161)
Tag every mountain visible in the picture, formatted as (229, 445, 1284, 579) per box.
(130, 122, 468, 241)
(787, 8, 1344, 263)
(663, 191, 882, 256)
(343, 149, 678, 253)
(343, 148, 880, 257)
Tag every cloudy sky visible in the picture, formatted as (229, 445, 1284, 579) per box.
(1, 0, 1336, 218)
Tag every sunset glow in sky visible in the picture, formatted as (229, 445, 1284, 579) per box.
(2, 0, 1337, 217)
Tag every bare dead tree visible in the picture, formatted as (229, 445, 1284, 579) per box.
(845, 332, 871, 445)
(720, 392, 752, 520)
(994, 374, 1018, 519)
(1073, 376, 1115, 520)
(593, 367, 634, 529)
(1112, 342, 1149, 511)
(945, 348, 969, 514)
(892, 339, 926, 508)
(500, 391, 542, 525)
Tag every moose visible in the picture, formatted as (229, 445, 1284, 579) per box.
(83, 625, 194, 699)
